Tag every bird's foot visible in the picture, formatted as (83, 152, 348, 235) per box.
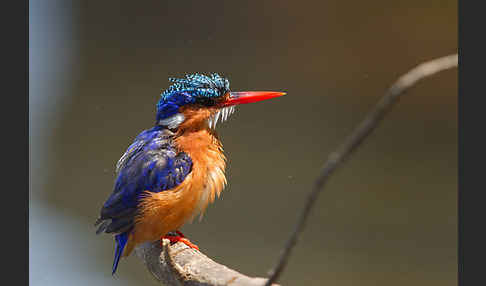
(162, 231, 199, 251)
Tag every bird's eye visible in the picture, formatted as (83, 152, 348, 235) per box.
(195, 97, 216, 107)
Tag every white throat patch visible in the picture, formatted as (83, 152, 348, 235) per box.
(208, 106, 236, 129)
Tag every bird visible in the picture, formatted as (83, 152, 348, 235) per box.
(95, 73, 285, 275)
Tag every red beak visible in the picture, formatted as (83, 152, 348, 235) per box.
(221, 91, 286, 106)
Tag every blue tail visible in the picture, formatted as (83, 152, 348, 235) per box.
(112, 232, 129, 275)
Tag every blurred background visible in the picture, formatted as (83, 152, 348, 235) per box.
(29, 1, 457, 285)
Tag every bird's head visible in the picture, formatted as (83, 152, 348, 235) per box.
(156, 73, 285, 131)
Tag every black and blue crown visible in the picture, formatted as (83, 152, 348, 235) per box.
(156, 73, 230, 121)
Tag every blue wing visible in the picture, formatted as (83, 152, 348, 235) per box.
(95, 126, 192, 274)
(96, 126, 192, 234)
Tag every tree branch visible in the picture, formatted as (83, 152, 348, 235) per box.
(263, 53, 458, 286)
(135, 54, 457, 286)
(134, 239, 280, 286)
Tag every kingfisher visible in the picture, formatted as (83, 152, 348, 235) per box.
(95, 73, 285, 275)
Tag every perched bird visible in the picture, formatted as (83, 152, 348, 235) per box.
(95, 73, 285, 275)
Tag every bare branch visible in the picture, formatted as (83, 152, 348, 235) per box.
(263, 53, 458, 286)
(135, 239, 280, 286)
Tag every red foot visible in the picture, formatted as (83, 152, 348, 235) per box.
(162, 231, 199, 251)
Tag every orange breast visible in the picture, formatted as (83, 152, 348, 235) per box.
(122, 128, 226, 256)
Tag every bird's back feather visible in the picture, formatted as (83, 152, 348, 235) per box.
(95, 126, 193, 274)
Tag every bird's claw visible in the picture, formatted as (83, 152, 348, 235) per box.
(162, 232, 199, 251)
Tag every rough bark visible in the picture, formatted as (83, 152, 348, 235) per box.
(135, 239, 280, 286)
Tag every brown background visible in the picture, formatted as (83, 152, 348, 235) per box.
(30, 1, 457, 285)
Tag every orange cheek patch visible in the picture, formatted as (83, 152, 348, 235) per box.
(178, 106, 219, 131)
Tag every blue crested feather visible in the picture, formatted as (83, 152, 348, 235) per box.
(156, 73, 230, 121)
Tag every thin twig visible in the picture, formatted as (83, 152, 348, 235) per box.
(263, 54, 458, 286)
